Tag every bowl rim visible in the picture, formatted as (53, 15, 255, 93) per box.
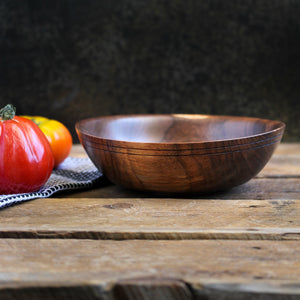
(75, 114, 285, 150)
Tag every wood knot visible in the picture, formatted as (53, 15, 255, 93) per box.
(103, 203, 133, 209)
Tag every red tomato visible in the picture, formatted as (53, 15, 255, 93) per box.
(0, 104, 54, 194)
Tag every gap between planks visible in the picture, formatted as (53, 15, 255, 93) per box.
(0, 228, 299, 241)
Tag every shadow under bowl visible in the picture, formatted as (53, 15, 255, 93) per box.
(75, 114, 285, 194)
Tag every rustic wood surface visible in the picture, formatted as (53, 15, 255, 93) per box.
(0, 239, 299, 299)
(0, 197, 299, 240)
(0, 143, 299, 299)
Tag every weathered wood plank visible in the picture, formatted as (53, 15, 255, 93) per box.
(61, 177, 300, 200)
(258, 155, 300, 177)
(258, 143, 300, 178)
(69, 144, 87, 157)
(272, 143, 300, 156)
(0, 198, 299, 240)
(0, 239, 299, 299)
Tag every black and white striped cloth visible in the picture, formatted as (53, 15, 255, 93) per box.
(0, 157, 103, 209)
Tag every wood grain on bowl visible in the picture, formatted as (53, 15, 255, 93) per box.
(76, 115, 285, 193)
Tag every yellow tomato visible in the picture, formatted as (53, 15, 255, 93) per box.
(22, 116, 72, 168)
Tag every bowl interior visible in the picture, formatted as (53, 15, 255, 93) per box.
(77, 114, 284, 143)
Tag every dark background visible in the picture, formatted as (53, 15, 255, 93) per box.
(1, 0, 299, 141)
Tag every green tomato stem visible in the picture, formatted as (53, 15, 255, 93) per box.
(0, 104, 16, 120)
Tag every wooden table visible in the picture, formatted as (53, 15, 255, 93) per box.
(0, 143, 299, 300)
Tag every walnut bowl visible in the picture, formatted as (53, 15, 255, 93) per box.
(75, 114, 285, 194)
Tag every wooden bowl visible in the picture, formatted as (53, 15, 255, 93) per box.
(75, 114, 285, 194)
